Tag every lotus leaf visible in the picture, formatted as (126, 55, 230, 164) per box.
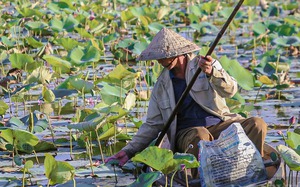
(49, 15, 79, 33)
(173, 153, 199, 169)
(24, 160, 33, 170)
(9, 53, 38, 71)
(273, 36, 300, 47)
(285, 132, 300, 151)
(16, 7, 44, 18)
(0, 128, 39, 152)
(24, 21, 48, 32)
(0, 101, 9, 115)
(44, 153, 75, 185)
(132, 146, 177, 174)
(99, 82, 127, 105)
(277, 145, 300, 171)
(69, 45, 101, 66)
(127, 171, 163, 187)
(54, 38, 80, 51)
(219, 56, 255, 90)
(1, 36, 15, 47)
(25, 37, 44, 48)
(42, 86, 56, 103)
(123, 92, 136, 110)
(25, 66, 52, 84)
(69, 78, 94, 93)
(99, 64, 139, 90)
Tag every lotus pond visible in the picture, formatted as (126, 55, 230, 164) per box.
(0, 0, 300, 186)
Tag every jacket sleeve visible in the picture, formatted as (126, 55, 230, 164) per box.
(208, 59, 238, 98)
(121, 89, 164, 159)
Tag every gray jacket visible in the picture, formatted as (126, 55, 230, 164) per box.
(122, 53, 243, 158)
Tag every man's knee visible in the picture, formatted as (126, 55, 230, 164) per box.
(246, 117, 268, 133)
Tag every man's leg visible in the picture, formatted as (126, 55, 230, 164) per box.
(176, 127, 214, 178)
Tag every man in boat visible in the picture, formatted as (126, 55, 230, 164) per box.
(105, 27, 268, 178)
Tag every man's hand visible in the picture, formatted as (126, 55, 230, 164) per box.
(105, 150, 129, 166)
(198, 55, 214, 76)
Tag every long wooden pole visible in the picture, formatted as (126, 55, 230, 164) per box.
(154, 0, 245, 147)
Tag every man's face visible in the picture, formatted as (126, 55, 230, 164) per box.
(158, 57, 177, 70)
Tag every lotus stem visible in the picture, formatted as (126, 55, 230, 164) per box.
(85, 138, 94, 176)
(170, 170, 178, 187)
(22, 166, 26, 187)
(47, 115, 55, 144)
(95, 129, 105, 164)
(184, 168, 189, 187)
(112, 164, 118, 183)
(33, 150, 39, 165)
(70, 130, 73, 160)
(73, 177, 76, 187)
(165, 175, 168, 187)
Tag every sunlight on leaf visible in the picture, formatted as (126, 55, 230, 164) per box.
(277, 145, 300, 171)
(25, 67, 52, 84)
(44, 153, 75, 185)
(132, 146, 177, 174)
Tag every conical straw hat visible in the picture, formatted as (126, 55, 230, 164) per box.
(137, 27, 200, 61)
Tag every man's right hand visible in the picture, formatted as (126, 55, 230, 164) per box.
(104, 150, 129, 166)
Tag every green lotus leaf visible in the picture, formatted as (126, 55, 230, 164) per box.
(284, 15, 300, 27)
(50, 15, 79, 33)
(9, 53, 37, 71)
(132, 146, 177, 174)
(99, 64, 139, 90)
(244, 0, 259, 6)
(99, 82, 127, 105)
(25, 21, 48, 32)
(25, 37, 44, 48)
(1, 36, 15, 47)
(258, 75, 274, 85)
(98, 126, 116, 140)
(123, 92, 136, 110)
(69, 45, 100, 66)
(75, 28, 93, 39)
(285, 132, 300, 150)
(0, 128, 39, 151)
(273, 36, 300, 47)
(132, 41, 148, 55)
(54, 38, 80, 51)
(25, 66, 52, 84)
(252, 22, 268, 36)
(69, 78, 94, 93)
(55, 75, 82, 90)
(42, 86, 56, 103)
(220, 56, 255, 90)
(34, 141, 57, 152)
(0, 101, 9, 115)
(43, 55, 72, 74)
(148, 22, 165, 33)
(44, 153, 75, 185)
(190, 22, 219, 35)
(277, 145, 300, 171)
(16, 7, 44, 18)
(173, 153, 199, 169)
(24, 160, 33, 170)
(128, 171, 163, 187)
(121, 9, 134, 22)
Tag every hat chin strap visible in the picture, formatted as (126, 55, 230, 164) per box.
(164, 57, 177, 68)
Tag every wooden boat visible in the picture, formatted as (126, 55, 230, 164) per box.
(155, 143, 284, 187)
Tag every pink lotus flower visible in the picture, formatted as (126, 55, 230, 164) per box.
(289, 116, 296, 125)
